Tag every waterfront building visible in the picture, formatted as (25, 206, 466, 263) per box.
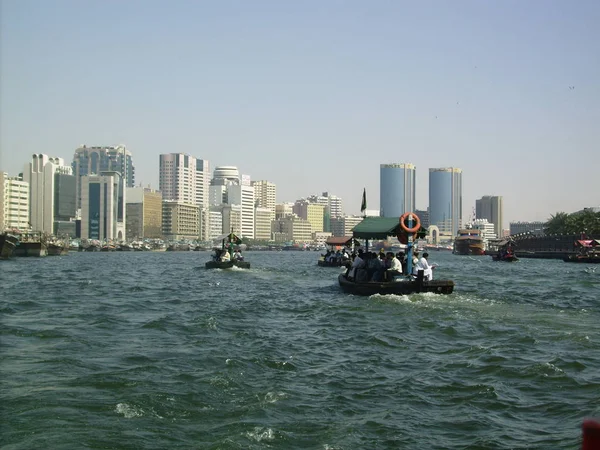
(380, 163, 416, 217)
(252, 180, 276, 216)
(471, 219, 498, 249)
(476, 195, 504, 239)
(0, 172, 29, 231)
(161, 201, 200, 240)
(293, 199, 325, 233)
(227, 183, 255, 239)
(221, 204, 242, 238)
(159, 153, 210, 208)
(205, 208, 224, 241)
(429, 167, 462, 237)
(126, 187, 163, 239)
(307, 192, 342, 232)
(509, 221, 545, 236)
(23, 154, 76, 235)
(271, 215, 312, 243)
(80, 172, 120, 240)
(254, 207, 273, 240)
(275, 202, 294, 220)
(330, 215, 364, 237)
(73, 145, 133, 238)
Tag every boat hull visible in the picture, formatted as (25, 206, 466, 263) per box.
(47, 244, 69, 256)
(205, 260, 251, 269)
(0, 233, 19, 259)
(317, 260, 351, 268)
(338, 274, 454, 296)
(563, 255, 600, 263)
(492, 255, 519, 262)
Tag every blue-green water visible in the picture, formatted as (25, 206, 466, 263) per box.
(1, 251, 599, 449)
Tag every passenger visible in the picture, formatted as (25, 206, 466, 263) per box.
(386, 252, 403, 281)
(417, 252, 435, 280)
(411, 251, 420, 277)
(233, 249, 243, 261)
(366, 252, 381, 280)
(347, 249, 366, 281)
(220, 250, 231, 262)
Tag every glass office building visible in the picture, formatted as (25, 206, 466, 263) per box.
(429, 168, 462, 236)
(380, 163, 416, 218)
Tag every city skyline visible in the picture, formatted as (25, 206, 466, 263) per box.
(1, 1, 599, 224)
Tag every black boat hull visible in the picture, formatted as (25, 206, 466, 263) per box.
(205, 260, 251, 269)
(338, 274, 454, 296)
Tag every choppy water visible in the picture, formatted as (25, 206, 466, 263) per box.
(1, 251, 599, 449)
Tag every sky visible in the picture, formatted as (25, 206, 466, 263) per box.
(1, 0, 599, 228)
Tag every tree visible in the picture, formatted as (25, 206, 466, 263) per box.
(544, 212, 569, 235)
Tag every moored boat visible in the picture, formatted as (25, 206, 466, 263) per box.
(0, 232, 20, 259)
(563, 239, 600, 263)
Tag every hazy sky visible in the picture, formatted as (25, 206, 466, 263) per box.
(1, 0, 598, 227)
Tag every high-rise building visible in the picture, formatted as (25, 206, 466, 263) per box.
(126, 187, 163, 239)
(159, 153, 210, 207)
(252, 180, 276, 213)
(429, 168, 462, 237)
(1, 172, 29, 231)
(293, 199, 325, 234)
(80, 172, 121, 240)
(307, 192, 342, 232)
(254, 207, 273, 240)
(275, 202, 294, 220)
(380, 163, 416, 217)
(73, 145, 133, 239)
(476, 195, 503, 239)
(23, 154, 76, 235)
(227, 183, 255, 239)
(330, 215, 364, 237)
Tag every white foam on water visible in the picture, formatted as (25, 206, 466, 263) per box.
(245, 427, 275, 442)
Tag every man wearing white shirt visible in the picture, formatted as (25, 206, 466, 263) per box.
(417, 252, 435, 280)
(386, 252, 403, 281)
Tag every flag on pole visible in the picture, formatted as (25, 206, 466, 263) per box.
(360, 188, 367, 215)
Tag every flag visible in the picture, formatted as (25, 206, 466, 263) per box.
(360, 188, 367, 214)
(228, 232, 242, 245)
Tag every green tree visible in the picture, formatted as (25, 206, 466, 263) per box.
(544, 212, 569, 235)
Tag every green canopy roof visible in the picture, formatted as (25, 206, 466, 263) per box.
(351, 217, 402, 239)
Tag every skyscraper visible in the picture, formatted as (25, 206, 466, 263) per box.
(380, 163, 416, 217)
(476, 195, 503, 238)
(429, 167, 462, 237)
(159, 153, 210, 207)
(1, 172, 29, 231)
(73, 145, 134, 238)
(252, 180, 276, 213)
(80, 172, 120, 240)
(23, 154, 76, 235)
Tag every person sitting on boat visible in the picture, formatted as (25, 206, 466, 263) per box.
(213, 249, 222, 261)
(347, 249, 366, 281)
(220, 250, 231, 262)
(233, 249, 244, 261)
(417, 252, 435, 281)
(385, 252, 403, 281)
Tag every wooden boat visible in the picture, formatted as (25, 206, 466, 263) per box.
(491, 240, 519, 262)
(206, 230, 250, 269)
(317, 236, 357, 268)
(47, 241, 69, 256)
(0, 232, 19, 259)
(563, 255, 600, 263)
(338, 273, 454, 296)
(563, 239, 600, 263)
(205, 260, 251, 269)
(342, 214, 455, 296)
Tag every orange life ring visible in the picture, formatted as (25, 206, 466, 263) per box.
(400, 212, 421, 234)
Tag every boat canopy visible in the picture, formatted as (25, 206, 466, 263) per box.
(575, 239, 600, 247)
(325, 236, 360, 246)
(351, 217, 402, 240)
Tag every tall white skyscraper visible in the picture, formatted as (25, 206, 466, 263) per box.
(252, 180, 276, 213)
(159, 153, 210, 207)
(227, 183, 255, 239)
(23, 154, 76, 235)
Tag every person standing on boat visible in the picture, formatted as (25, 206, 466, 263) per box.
(417, 252, 435, 281)
(411, 251, 420, 277)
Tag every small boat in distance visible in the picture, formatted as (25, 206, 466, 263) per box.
(0, 231, 20, 260)
(563, 239, 600, 263)
(317, 236, 357, 268)
(491, 240, 519, 262)
(205, 231, 250, 269)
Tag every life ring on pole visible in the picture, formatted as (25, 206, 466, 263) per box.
(400, 212, 421, 234)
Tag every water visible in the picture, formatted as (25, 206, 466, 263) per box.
(1, 251, 598, 449)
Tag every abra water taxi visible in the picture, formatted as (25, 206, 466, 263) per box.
(205, 231, 251, 269)
(317, 236, 357, 268)
(338, 214, 455, 296)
